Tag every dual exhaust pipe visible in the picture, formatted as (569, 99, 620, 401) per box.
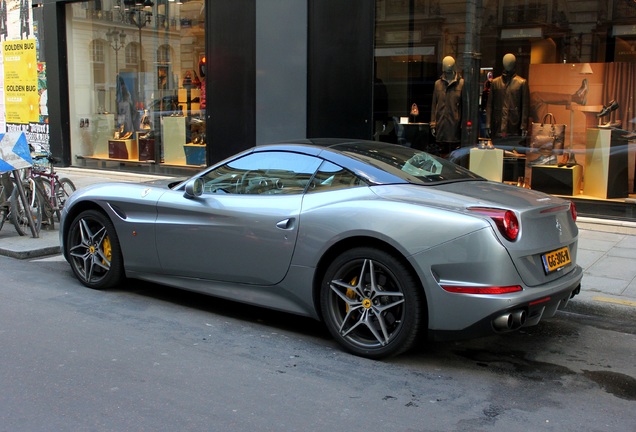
(492, 309, 526, 331)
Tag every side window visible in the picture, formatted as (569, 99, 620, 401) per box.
(307, 161, 365, 193)
(198, 151, 322, 195)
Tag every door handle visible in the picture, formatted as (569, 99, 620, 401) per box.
(276, 218, 295, 230)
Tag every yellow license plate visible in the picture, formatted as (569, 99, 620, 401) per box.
(542, 246, 571, 273)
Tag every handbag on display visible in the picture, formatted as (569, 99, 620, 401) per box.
(529, 113, 565, 156)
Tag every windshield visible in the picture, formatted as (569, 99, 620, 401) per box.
(329, 142, 483, 185)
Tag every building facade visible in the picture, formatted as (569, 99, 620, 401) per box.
(3, 0, 636, 217)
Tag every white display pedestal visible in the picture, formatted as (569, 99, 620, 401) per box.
(92, 114, 115, 157)
(469, 148, 504, 182)
(162, 116, 186, 165)
(583, 128, 628, 199)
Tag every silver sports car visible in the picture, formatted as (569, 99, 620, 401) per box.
(60, 139, 582, 358)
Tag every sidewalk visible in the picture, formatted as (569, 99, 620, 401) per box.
(1, 167, 635, 319)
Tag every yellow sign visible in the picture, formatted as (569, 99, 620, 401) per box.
(2, 39, 39, 124)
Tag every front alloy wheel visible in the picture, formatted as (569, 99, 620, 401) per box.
(321, 247, 423, 359)
(66, 209, 124, 289)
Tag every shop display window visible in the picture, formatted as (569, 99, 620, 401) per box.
(66, 0, 206, 168)
(373, 0, 636, 200)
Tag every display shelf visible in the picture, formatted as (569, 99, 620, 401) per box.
(108, 139, 138, 160)
(183, 144, 206, 166)
(138, 137, 156, 162)
(531, 165, 582, 195)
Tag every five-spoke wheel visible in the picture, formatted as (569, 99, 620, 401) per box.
(321, 247, 423, 359)
(66, 209, 124, 289)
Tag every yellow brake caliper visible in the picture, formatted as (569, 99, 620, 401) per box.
(102, 236, 112, 265)
(345, 276, 358, 313)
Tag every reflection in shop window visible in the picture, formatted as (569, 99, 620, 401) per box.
(67, 0, 207, 168)
(90, 39, 106, 112)
(125, 42, 139, 71)
(158, 44, 170, 63)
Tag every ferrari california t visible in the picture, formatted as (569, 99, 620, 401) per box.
(60, 139, 582, 359)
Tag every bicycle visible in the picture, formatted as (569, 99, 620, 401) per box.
(27, 152, 77, 226)
(1, 171, 43, 236)
(0, 173, 13, 232)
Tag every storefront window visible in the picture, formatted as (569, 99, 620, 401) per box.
(374, 0, 636, 201)
(66, 0, 206, 169)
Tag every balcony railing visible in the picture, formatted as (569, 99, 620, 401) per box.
(502, 4, 548, 26)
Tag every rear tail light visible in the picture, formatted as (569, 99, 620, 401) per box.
(441, 285, 523, 295)
(468, 207, 520, 241)
(569, 201, 577, 222)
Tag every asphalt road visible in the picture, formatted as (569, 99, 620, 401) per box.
(1, 254, 635, 432)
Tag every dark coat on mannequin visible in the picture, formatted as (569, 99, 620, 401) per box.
(486, 55, 529, 137)
(431, 72, 464, 143)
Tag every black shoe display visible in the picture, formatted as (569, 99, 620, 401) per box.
(596, 100, 619, 118)
(529, 154, 557, 166)
(557, 152, 578, 167)
(140, 130, 155, 140)
(566, 152, 578, 167)
(599, 120, 622, 129)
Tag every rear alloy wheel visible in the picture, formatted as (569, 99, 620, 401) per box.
(321, 247, 423, 359)
(66, 209, 124, 289)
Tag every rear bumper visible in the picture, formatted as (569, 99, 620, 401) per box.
(428, 264, 583, 342)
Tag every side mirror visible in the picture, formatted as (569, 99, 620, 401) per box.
(183, 178, 204, 199)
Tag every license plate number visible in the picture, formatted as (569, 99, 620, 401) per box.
(542, 246, 571, 273)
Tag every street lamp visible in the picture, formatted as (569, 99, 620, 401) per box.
(126, 0, 154, 74)
(105, 28, 126, 75)
(128, 0, 154, 30)
(125, 0, 154, 108)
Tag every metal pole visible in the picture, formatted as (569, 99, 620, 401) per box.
(11, 169, 38, 238)
(462, 0, 482, 151)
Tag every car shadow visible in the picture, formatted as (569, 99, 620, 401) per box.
(116, 278, 332, 341)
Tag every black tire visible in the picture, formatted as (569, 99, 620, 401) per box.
(0, 175, 13, 231)
(320, 247, 424, 359)
(0, 208, 6, 231)
(66, 209, 124, 289)
(9, 181, 42, 236)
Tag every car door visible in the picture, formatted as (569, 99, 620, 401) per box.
(155, 151, 322, 285)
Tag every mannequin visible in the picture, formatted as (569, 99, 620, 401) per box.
(430, 56, 464, 154)
(486, 53, 529, 139)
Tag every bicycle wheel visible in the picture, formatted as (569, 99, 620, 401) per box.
(0, 191, 9, 233)
(35, 178, 56, 225)
(10, 181, 43, 236)
(0, 174, 15, 232)
(55, 177, 76, 216)
(0, 207, 6, 231)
